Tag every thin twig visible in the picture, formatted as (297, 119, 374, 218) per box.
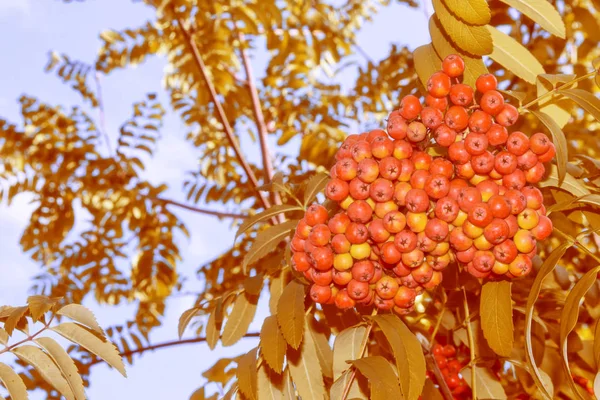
(88, 332, 260, 367)
(462, 288, 476, 399)
(174, 16, 272, 211)
(424, 350, 454, 400)
(94, 71, 113, 156)
(0, 315, 55, 355)
(156, 197, 246, 219)
(519, 70, 596, 111)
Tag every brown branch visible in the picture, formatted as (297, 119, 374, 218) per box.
(156, 197, 247, 219)
(88, 332, 260, 367)
(174, 16, 272, 211)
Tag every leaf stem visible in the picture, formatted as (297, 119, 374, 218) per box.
(519, 71, 596, 112)
(0, 314, 55, 355)
(156, 197, 247, 219)
(341, 314, 376, 400)
(462, 288, 476, 400)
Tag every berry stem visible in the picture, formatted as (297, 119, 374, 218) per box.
(462, 288, 476, 400)
(519, 71, 596, 112)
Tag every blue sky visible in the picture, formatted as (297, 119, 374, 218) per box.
(0, 0, 430, 398)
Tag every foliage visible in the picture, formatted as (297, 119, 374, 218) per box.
(1, 0, 600, 399)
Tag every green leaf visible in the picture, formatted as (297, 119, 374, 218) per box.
(277, 280, 306, 349)
(221, 293, 258, 346)
(432, 0, 492, 56)
(242, 220, 296, 274)
(0, 362, 28, 400)
(540, 165, 590, 197)
(303, 172, 329, 206)
(498, 0, 566, 38)
(56, 304, 104, 335)
(35, 337, 86, 400)
(461, 367, 507, 399)
(413, 44, 442, 89)
(429, 16, 489, 87)
(530, 110, 567, 184)
(236, 205, 303, 239)
(260, 316, 287, 374)
(237, 347, 258, 400)
(486, 26, 544, 84)
(372, 315, 426, 400)
(333, 324, 367, 379)
(287, 321, 326, 400)
(441, 0, 490, 25)
(52, 322, 126, 377)
(560, 263, 600, 399)
(559, 88, 600, 122)
(480, 281, 514, 357)
(12, 345, 75, 400)
(351, 356, 401, 400)
(524, 242, 571, 400)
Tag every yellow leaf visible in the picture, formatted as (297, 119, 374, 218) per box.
(35, 337, 86, 400)
(282, 368, 295, 400)
(277, 280, 305, 349)
(12, 345, 75, 400)
(257, 362, 284, 400)
(432, 0, 492, 56)
(4, 306, 28, 336)
(303, 172, 329, 206)
(558, 88, 600, 123)
(413, 44, 442, 89)
(351, 356, 402, 400)
(221, 293, 258, 347)
(537, 75, 574, 128)
(0, 362, 28, 400)
(441, 0, 490, 25)
(498, 0, 565, 38)
(594, 320, 600, 370)
(524, 242, 571, 400)
(330, 369, 368, 399)
(242, 220, 296, 274)
(429, 16, 488, 87)
(480, 281, 514, 357)
(56, 304, 104, 335)
(287, 322, 326, 400)
(189, 387, 206, 400)
(269, 269, 290, 315)
(0, 328, 8, 345)
(540, 165, 590, 197)
(307, 316, 333, 379)
(236, 205, 302, 239)
(372, 315, 426, 400)
(333, 324, 367, 379)
(260, 316, 287, 374)
(243, 274, 265, 297)
(52, 322, 126, 377)
(421, 378, 444, 400)
(27, 296, 58, 322)
(236, 347, 258, 400)
(205, 306, 220, 350)
(486, 25, 545, 84)
(530, 110, 567, 184)
(461, 367, 507, 399)
(178, 307, 202, 339)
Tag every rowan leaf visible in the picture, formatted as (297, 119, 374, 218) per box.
(0, 362, 28, 400)
(594, 319, 600, 369)
(441, 0, 490, 25)
(540, 165, 590, 197)
(333, 324, 367, 379)
(269, 269, 290, 315)
(52, 322, 126, 377)
(303, 172, 329, 206)
(243, 274, 265, 296)
(429, 16, 489, 87)
(221, 292, 258, 346)
(330, 369, 369, 399)
(421, 378, 444, 400)
(287, 322, 325, 400)
(57, 304, 104, 335)
(282, 368, 295, 400)
(461, 367, 507, 399)
(4, 306, 28, 336)
(498, 0, 565, 38)
(307, 316, 333, 379)
(486, 26, 544, 84)
(530, 110, 568, 184)
(277, 280, 305, 349)
(560, 264, 600, 398)
(178, 307, 202, 339)
(242, 220, 296, 274)
(413, 44, 442, 89)
(237, 347, 258, 400)
(260, 316, 287, 374)
(372, 315, 426, 400)
(27, 296, 58, 322)
(0, 328, 7, 345)
(35, 337, 86, 400)
(205, 306, 220, 350)
(558, 88, 600, 123)
(351, 356, 402, 400)
(480, 281, 514, 357)
(432, 0, 492, 56)
(12, 345, 75, 400)
(524, 242, 571, 400)
(236, 205, 302, 239)
(536, 75, 574, 128)
(257, 362, 284, 400)
(594, 372, 600, 400)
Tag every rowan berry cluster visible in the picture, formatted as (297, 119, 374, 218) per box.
(290, 54, 554, 313)
(429, 344, 469, 397)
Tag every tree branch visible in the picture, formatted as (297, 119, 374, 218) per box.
(156, 197, 247, 219)
(174, 16, 272, 211)
(88, 332, 260, 367)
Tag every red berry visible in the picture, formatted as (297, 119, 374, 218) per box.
(442, 54, 465, 77)
(476, 74, 498, 93)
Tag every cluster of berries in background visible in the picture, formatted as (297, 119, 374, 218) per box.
(290, 54, 554, 314)
(428, 344, 469, 398)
